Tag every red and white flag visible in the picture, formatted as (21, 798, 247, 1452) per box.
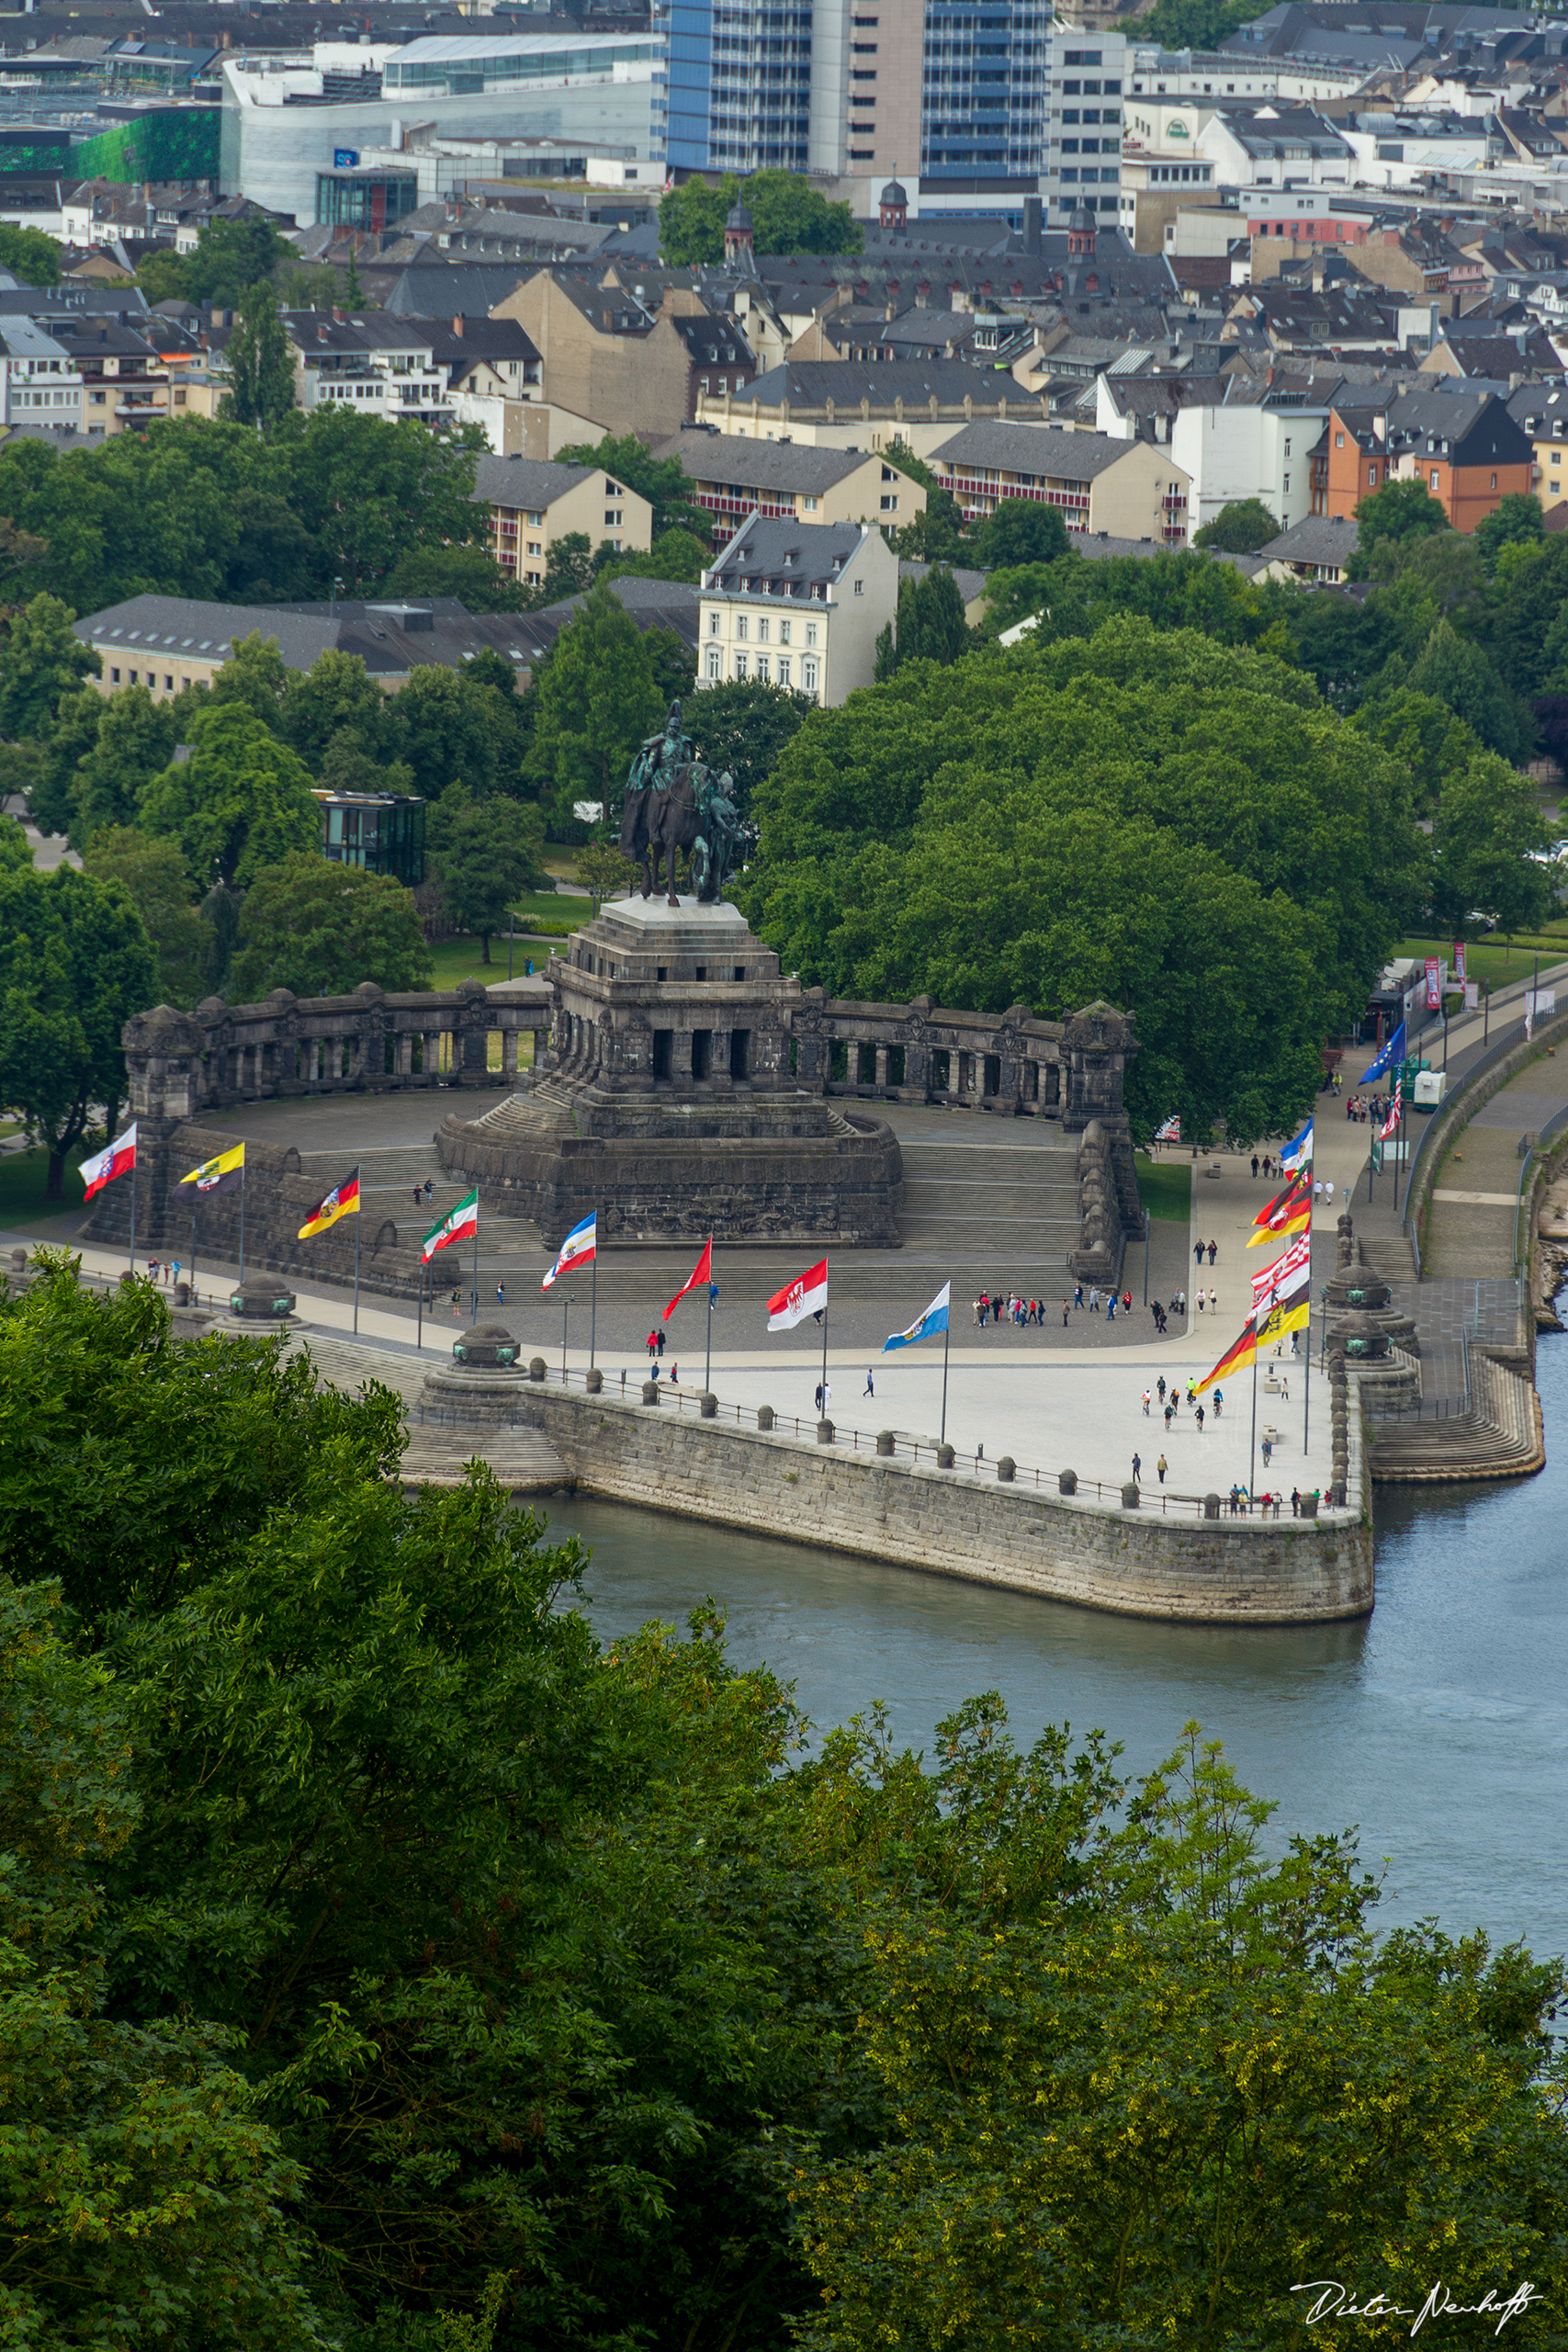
(1250, 1228, 1310, 1314)
(1381, 1078, 1402, 1142)
(81, 1122, 136, 1201)
(663, 1235, 712, 1321)
(766, 1258, 828, 1331)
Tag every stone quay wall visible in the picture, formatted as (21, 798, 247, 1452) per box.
(442, 1381, 1374, 1626)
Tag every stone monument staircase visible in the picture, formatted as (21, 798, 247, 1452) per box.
(894, 1123, 1084, 1270)
(290, 1138, 550, 1295)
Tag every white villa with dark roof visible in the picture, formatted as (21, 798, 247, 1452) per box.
(697, 516, 898, 707)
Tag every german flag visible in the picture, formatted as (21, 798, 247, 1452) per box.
(299, 1168, 361, 1240)
(1197, 1317, 1258, 1395)
(1247, 1171, 1313, 1247)
(1255, 1298, 1309, 1351)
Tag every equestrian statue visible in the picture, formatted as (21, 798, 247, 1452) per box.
(619, 698, 755, 908)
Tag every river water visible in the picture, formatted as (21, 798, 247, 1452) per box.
(544, 1336, 1568, 1963)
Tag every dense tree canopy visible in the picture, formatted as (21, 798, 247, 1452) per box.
(658, 170, 861, 266)
(425, 781, 546, 960)
(0, 865, 158, 1194)
(228, 853, 433, 1000)
(4, 1271, 1566, 2349)
(743, 619, 1424, 1141)
(140, 701, 320, 888)
(1193, 496, 1280, 553)
(526, 576, 664, 834)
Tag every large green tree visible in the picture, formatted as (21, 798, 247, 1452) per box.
(0, 592, 97, 740)
(745, 618, 1423, 1140)
(0, 221, 62, 284)
(658, 170, 861, 266)
(975, 497, 1070, 570)
(1430, 751, 1551, 935)
(0, 865, 158, 1195)
(69, 682, 177, 847)
(224, 282, 296, 432)
(1348, 477, 1450, 569)
(139, 702, 320, 888)
(877, 565, 969, 679)
(227, 852, 433, 1000)
(82, 824, 208, 1007)
(688, 673, 817, 819)
(425, 781, 546, 960)
(1193, 496, 1280, 553)
(526, 577, 664, 833)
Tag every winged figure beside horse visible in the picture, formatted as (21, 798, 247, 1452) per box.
(618, 699, 756, 908)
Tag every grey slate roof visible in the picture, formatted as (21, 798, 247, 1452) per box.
(651, 429, 878, 492)
(1257, 514, 1361, 565)
(738, 356, 1008, 410)
(931, 421, 1132, 481)
(73, 594, 555, 682)
(707, 515, 867, 590)
(898, 558, 989, 604)
(530, 575, 701, 650)
(470, 455, 598, 510)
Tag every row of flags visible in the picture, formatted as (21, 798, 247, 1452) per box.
(1197, 1137, 1314, 1396)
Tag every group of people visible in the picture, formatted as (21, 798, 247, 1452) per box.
(1224, 1487, 1321, 1518)
(976, 1291, 1063, 1327)
(1346, 1093, 1394, 1126)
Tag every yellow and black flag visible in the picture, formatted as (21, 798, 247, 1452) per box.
(299, 1168, 361, 1240)
(179, 1143, 244, 1196)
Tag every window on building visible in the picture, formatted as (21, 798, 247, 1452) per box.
(527, 509, 543, 526)
(708, 610, 721, 636)
(1491, 472, 1497, 489)
(164, 675, 173, 691)
(1431, 469, 1439, 488)
(779, 620, 791, 645)
(706, 648, 721, 679)
(758, 617, 770, 642)
(734, 651, 748, 678)
(776, 656, 791, 687)
(110, 666, 120, 683)
(604, 510, 622, 527)
(1369, 466, 1377, 485)
(756, 654, 770, 682)
(803, 656, 818, 693)
(853, 579, 864, 594)
(880, 493, 897, 510)
(804, 493, 818, 512)
(806, 621, 818, 647)
(1336, 431, 1344, 447)
(736, 615, 748, 640)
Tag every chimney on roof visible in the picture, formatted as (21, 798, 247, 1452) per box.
(332, 306, 345, 323)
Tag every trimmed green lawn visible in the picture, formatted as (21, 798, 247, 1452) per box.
(1135, 1152, 1192, 1222)
(1393, 934, 1568, 993)
(0, 1145, 87, 1228)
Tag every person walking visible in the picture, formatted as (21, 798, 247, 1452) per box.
(1074, 1282, 1084, 1310)
(647, 1329, 658, 1362)
(1156, 1376, 1167, 1403)
(1213, 1389, 1223, 1420)
(1131, 1452, 1142, 1485)
(497, 1281, 505, 1307)
(1107, 1294, 1117, 1322)
(815, 1381, 824, 1414)
(863, 1368, 874, 1396)
(1208, 1287, 1217, 1316)
(1164, 1403, 1175, 1431)
(451, 1287, 462, 1321)
(1142, 1388, 1151, 1417)
(1062, 1297, 1070, 1327)
(1291, 1487, 1301, 1517)
(1207, 1239, 1218, 1266)
(412, 1186, 423, 1208)
(1251, 1153, 1259, 1179)
(1194, 1238, 1205, 1268)
(670, 1363, 679, 1384)
(1156, 1453, 1168, 1485)
(1195, 1403, 1205, 1433)
(1262, 1434, 1273, 1467)
(1197, 1289, 1205, 1314)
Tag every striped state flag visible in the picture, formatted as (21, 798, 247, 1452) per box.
(299, 1169, 360, 1239)
(1247, 1172, 1312, 1246)
(1197, 1317, 1258, 1395)
(422, 1189, 478, 1261)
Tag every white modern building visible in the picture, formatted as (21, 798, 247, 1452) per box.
(697, 515, 897, 706)
(1043, 24, 1126, 230)
(1094, 372, 1331, 536)
(0, 317, 83, 432)
(219, 34, 663, 223)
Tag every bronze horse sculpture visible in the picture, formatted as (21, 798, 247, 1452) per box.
(621, 761, 707, 907)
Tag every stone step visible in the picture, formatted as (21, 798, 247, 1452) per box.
(1359, 1237, 1418, 1281)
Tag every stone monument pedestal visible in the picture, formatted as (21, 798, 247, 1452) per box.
(436, 898, 904, 1249)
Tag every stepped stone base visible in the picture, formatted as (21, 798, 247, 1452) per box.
(437, 1080, 903, 1250)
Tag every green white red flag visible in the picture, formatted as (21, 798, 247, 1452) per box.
(422, 1189, 478, 1261)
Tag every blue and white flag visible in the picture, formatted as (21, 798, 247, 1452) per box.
(542, 1211, 596, 1291)
(1362, 1020, 1405, 1087)
(882, 1281, 950, 1352)
(1277, 1118, 1313, 1178)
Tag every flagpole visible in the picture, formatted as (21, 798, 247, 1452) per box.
(1303, 1300, 1311, 1459)
(416, 1250, 424, 1353)
(471, 1200, 479, 1325)
(941, 1314, 950, 1447)
(1250, 1344, 1258, 1511)
(128, 1147, 137, 1274)
(239, 1158, 246, 1285)
(820, 1283, 829, 1423)
(353, 1163, 361, 1337)
(590, 1203, 599, 1370)
(705, 1238, 713, 1397)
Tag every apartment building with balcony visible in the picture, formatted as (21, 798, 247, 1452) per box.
(281, 310, 452, 424)
(697, 514, 897, 704)
(0, 317, 84, 432)
(472, 452, 653, 586)
(50, 311, 168, 434)
(652, 425, 927, 543)
(929, 418, 1190, 542)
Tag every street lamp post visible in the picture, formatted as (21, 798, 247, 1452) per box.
(561, 1292, 575, 1376)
